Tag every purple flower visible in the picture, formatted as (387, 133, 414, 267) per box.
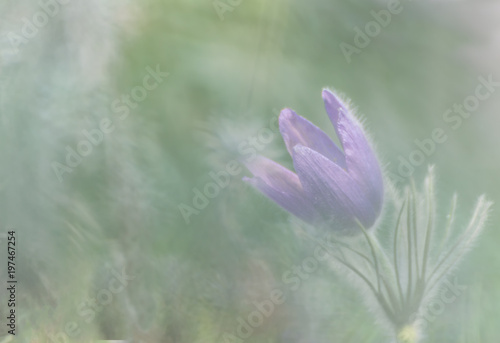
(243, 89, 383, 233)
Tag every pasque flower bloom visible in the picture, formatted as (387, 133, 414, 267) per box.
(243, 89, 491, 343)
(244, 89, 383, 232)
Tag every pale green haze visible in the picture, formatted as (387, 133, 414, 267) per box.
(0, 0, 499, 342)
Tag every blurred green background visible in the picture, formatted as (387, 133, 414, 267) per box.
(1, 0, 499, 342)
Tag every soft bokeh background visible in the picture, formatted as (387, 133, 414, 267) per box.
(1, 0, 499, 342)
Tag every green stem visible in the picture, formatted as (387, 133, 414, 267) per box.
(393, 198, 407, 308)
(405, 191, 413, 305)
(420, 174, 434, 281)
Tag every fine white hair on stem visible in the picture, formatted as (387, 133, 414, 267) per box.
(426, 195, 492, 293)
(301, 166, 492, 343)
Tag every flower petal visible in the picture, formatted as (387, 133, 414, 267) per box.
(243, 156, 319, 223)
(292, 145, 380, 230)
(279, 108, 346, 167)
(322, 89, 383, 209)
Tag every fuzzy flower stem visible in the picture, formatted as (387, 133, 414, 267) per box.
(358, 221, 402, 315)
(405, 191, 413, 305)
(358, 220, 381, 293)
(333, 253, 396, 322)
(393, 198, 407, 308)
(439, 193, 457, 251)
(427, 196, 485, 283)
(370, 233, 403, 314)
(420, 173, 435, 282)
(311, 235, 397, 323)
(328, 237, 373, 265)
(410, 181, 420, 280)
(330, 232, 401, 315)
(427, 197, 490, 291)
